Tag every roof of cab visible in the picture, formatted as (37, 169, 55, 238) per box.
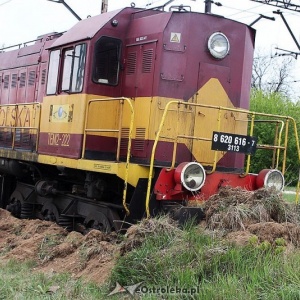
(49, 8, 123, 49)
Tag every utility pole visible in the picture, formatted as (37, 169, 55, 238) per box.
(204, 1, 222, 14)
(101, 0, 108, 13)
(205, 0, 212, 13)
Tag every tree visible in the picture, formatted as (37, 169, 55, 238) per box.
(251, 50, 295, 97)
(250, 90, 300, 186)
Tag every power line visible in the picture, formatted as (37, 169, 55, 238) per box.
(250, 0, 300, 13)
(224, 3, 265, 18)
(0, 0, 13, 6)
(47, 0, 81, 21)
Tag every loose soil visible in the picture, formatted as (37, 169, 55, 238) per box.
(0, 208, 118, 285)
(1, 187, 300, 286)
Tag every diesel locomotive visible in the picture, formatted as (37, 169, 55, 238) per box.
(0, 5, 298, 232)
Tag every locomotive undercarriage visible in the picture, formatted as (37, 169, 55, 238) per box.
(1, 160, 129, 233)
(0, 159, 206, 233)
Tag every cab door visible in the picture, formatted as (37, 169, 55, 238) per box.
(122, 42, 157, 159)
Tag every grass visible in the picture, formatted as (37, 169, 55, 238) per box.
(3, 204, 300, 299)
(283, 192, 298, 203)
(108, 219, 300, 300)
(4, 223, 300, 299)
(282, 186, 299, 203)
(3, 220, 300, 299)
(38, 234, 64, 262)
(0, 259, 106, 299)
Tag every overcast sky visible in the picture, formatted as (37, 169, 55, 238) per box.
(0, 0, 299, 96)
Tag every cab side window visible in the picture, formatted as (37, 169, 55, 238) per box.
(46, 43, 86, 95)
(61, 48, 73, 91)
(93, 37, 121, 86)
(71, 44, 86, 92)
(46, 50, 60, 95)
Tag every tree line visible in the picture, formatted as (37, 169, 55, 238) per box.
(250, 53, 300, 185)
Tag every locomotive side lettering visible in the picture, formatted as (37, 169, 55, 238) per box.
(0, 107, 7, 126)
(0, 105, 39, 128)
(47, 133, 70, 147)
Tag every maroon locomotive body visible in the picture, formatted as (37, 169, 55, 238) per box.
(0, 6, 289, 230)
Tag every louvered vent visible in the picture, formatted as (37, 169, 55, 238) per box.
(21, 131, 30, 145)
(11, 74, 18, 88)
(14, 129, 21, 143)
(41, 69, 46, 85)
(142, 49, 153, 73)
(120, 127, 130, 151)
(4, 75, 9, 89)
(20, 72, 26, 88)
(134, 127, 146, 151)
(28, 71, 36, 86)
(126, 52, 137, 75)
(0, 129, 13, 146)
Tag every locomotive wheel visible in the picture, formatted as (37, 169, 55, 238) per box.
(6, 190, 24, 218)
(41, 203, 59, 222)
(84, 211, 112, 233)
(20, 202, 35, 219)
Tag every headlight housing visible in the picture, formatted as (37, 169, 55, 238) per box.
(208, 32, 230, 59)
(256, 169, 285, 192)
(174, 162, 206, 192)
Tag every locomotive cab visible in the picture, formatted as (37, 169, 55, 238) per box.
(38, 8, 135, 159)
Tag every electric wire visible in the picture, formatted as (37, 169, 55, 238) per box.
(0, 0, 13, 6)
(224, 3, 266, 17)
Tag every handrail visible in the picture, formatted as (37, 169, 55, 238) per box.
(145, 100, 178, 217)
(82, 97, 134, 215)
(244, 119, 285, 174)
(145, 101, 300, 217)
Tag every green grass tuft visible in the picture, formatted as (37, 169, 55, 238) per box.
(110, 218, 300, 299)
(0, 259, 105, 299)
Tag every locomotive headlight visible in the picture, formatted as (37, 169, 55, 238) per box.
(174, 162, 206, 192)
(256, 169, 285, 192)
(208, 32, 230, 59)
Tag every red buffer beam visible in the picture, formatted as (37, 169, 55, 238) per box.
(250, 0, 300, 12)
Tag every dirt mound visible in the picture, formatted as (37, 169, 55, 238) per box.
(1, 188, 300, 286)
(204, 187, 300, 247)
(0, 209, 118, 285)
(120, 216, 180, 255)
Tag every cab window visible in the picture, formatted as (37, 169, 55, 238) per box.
(61, 48, 73, 91)
(71, 44, 86, 92)
(46, 43, 86, 95)
(93, 37, 121, 86)
(46, 50, 60, 95)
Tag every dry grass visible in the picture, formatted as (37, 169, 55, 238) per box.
(204, 187, 300, 231)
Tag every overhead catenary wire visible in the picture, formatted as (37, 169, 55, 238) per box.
(224, 3, 266, 17)
(0, 0, 13, 6)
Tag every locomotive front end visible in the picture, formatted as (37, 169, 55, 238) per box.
(146, 9, 291, 216)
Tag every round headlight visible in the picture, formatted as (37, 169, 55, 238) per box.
(208, 32, 230, 59)
(175, 162, 206, 192)
(256, 169, 285, 192)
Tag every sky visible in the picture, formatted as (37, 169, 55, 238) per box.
(0, 0, 299, 96)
